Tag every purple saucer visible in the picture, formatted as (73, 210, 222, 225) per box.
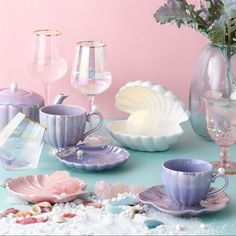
(56, 144, 130, 171)
(138, 185, 230, 217)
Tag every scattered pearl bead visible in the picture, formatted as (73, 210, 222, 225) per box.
(200, 223, 207, 229)
(77, 150, 84, 158)
(218, 168, 225, 175)
(92, 105, 98, 112)
(230, 92, 236, 100)
(176, 224, 184, 231)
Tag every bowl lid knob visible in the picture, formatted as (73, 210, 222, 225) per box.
(10, 82, 17, 93)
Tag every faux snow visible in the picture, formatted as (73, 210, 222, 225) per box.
(0, 193, 215, 235)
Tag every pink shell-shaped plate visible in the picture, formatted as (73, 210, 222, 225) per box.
(6, 173, 87, 204)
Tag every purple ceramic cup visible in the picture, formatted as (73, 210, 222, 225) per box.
(40, 104, 103, 149)
(161, 159, 228, 206)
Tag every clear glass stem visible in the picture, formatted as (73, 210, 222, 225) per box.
(88, 95, 95, 132)
(44, 84, 51, 105)
(220, 145, 231, 168)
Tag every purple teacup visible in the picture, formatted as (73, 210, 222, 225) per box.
(39, 104, 103, 149)
(161, 159, 228, 206)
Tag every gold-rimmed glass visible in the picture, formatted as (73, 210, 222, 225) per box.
(71, 41, 112, 146)
(28, 29, 68, 105)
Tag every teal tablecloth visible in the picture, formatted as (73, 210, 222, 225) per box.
(0, 119, 236, 235)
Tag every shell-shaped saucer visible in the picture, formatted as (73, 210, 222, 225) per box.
(139, 185, 230, 217)
(56, 144, 130, 171)
(6, 171, 87, 203)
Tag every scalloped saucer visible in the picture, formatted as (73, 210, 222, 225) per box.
(56, 144, 130, 171)
(6, 171, 87, 204)
(138, 185, 230, 217)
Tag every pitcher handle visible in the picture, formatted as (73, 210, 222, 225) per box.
(80, 112, 103, 142)
(207, 170, 228, 197)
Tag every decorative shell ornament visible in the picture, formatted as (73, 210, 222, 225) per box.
(107, 81, 190, 152)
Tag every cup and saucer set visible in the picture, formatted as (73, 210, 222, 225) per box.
(40, 103, 129, 171)
(139, 159, 230, 217)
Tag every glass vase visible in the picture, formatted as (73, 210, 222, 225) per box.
(189, 43, 236, 140)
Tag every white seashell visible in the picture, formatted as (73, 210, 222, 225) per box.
(30, 205, 41, 215)
(37, 201, 52, 208)
(53, 215, 66, 223)
(115, 80, 190, 124)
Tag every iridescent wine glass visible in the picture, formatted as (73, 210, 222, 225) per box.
(204, 90, 236, 174)
(28, 29, 68, 105)
(71, 41, 112, 146)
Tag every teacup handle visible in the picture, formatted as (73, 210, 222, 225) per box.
(207, 170, 228, 197)
(80, 112, 104, 142)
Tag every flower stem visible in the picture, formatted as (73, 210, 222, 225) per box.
(182, 0, 208, 27)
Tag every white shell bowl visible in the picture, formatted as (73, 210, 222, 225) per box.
(115, 80, 190, 122)
(107, 120, 183, 152)
(110, 80, 190, 152)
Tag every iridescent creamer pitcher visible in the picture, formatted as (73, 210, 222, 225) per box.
(0, 113, 46, 170)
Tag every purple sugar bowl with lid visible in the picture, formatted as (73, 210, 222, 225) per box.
(0, 82, 44, 130)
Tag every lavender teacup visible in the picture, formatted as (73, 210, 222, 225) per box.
(39, 104, 103, 149)
(161, 159, 228, 206)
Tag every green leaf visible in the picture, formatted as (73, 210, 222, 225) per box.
(208, 5, 236, 45)
(208, 16, 227, 44)
(204, 0, 224, 25)
(226, 7, 236, 44)
(153, 0, 236, 45)
(154, 0, 209, 35)
(154, 0, 190, 28)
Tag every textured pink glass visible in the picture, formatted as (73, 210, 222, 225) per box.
(204, 90, 236, 174)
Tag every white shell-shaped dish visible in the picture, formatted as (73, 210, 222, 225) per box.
(115, 80, 190, 124)
(107, 120, 183, 152)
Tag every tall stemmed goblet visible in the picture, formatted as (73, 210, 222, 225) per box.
(71, 41, 112, 146)
(28, 29, 68, 105)
(204, 90, 236, 174)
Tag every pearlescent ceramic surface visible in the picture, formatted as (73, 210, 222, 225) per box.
(109, 81, 190, 151)
(56, 144, 130, 171)
(107, 120, 182, 152)
(115, 80, 190, 121)
(40, 105, 103, 149)
(6, 172, 87, 203)
(139, 185, 230, 217)
(161, 159, 228, 206)
(0, 84, 44, 130)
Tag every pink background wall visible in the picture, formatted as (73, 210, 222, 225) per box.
(0, 0, 208, 118)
